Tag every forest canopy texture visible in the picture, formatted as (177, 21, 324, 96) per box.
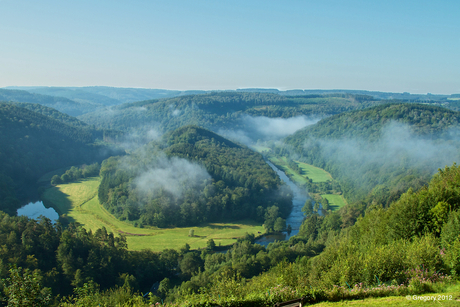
(98, 126, 292, 227)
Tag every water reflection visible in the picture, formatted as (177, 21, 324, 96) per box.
(17, 201, 59, 222)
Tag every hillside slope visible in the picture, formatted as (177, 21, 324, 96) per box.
(0, 88, 95, 116)
(282, 103, 460, 203)
(0, 103, 119, 214)
(78, 92, 389, 133)
(98, 125, 292, 227)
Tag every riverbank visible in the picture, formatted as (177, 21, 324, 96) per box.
(266, 154, 347, 210)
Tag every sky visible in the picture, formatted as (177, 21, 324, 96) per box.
(0, 0, 459, 94)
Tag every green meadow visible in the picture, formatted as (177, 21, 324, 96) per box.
(296, 160, 333, 183)
(268, 155, 309, 184)
(265, 154, 347, 210)
(42, 177, 264, 251)
(321, 193, 347, 210)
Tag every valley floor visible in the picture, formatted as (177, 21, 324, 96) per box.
(42, 177, 264, 251)
(265, 154, 347, 210)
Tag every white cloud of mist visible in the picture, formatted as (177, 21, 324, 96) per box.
(217, 128, 254, 146)
(244, 115, 319, 139)
(168, 103, 182, 116)
(133, 156, 211, 199)
(219, 115, 320, 145)
(118, 126, 163, 151)
(305, 121, 460, 179)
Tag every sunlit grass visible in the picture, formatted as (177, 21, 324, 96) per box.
(42, 177, 264, 251)
(296, 160, 332, 183)
(321, 194, 347, 210)
(311, 283, 460, 307)
(268, 156, 309, 185)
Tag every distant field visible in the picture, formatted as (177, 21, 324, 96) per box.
(321, 194, 347, 210)
(265, 154, 346, 212)
(296, 161, 332, 183)
(42, 177, 264, 251)
(268, 156, 308, 185)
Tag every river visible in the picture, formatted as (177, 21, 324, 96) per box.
(254, 160, 308, 247)
(15, 161, 307, 245)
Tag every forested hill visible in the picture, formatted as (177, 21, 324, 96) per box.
(0, 88, 97, 116)
(288, 103, 460, 141)
(78, 92, 391, 133)
(0, 103, 119, 214)
(5, 101, 93, 129)
(282, 103, 460, 204)
(98, 125, 292, 228)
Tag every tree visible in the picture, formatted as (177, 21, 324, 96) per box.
(264, 206, 280, 232)
(1, 266, 52, 307)
(51, 174, 62, 185)
(302, 199, 314, 217)
(274, 217, 286, 232)
(207, 238, 216, 250)
(179, 253, 203, 278)
(321, 197, 329, 211)
(158, 277, 170, 297)
(180, 243, 191, 254)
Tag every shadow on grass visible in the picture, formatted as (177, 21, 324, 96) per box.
(206, 224, 240, 230)
(42, 187, 75, 225)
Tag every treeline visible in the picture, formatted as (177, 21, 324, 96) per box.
(0, 214, 184, 304)
(51, 163, 101, 185)
(98, 126, 292, 228)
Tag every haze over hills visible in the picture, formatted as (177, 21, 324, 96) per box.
(76, 92, 391, 144)
(1, 88, 460, 306)
(282, 103, 460, 204)
(3, 87, 459, 118)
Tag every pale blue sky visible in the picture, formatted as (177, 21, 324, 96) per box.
(1, 0, 459, 94)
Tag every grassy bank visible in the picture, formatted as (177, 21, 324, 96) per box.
(266, 154, 347, 210)
(42, 177, 264, 251)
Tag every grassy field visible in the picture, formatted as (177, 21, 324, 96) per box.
(296, 161, 333, 183)
(266, 155, 347, 211)
(321, 194, 347, 211)
(42, 177, 264, 251)
(311, 283, 460, 306)
(268, 156, 309, 185)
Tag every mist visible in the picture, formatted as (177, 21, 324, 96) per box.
(317, 122, 459, 169)
(132, 156, 211, 199)
(299, 121, 460, 197)
(117, 125, 163, 151)
(219, 115, 320, 145)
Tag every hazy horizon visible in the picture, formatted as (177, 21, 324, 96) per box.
(1, 1, 459, 94)
(3, 85, 457, 96)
